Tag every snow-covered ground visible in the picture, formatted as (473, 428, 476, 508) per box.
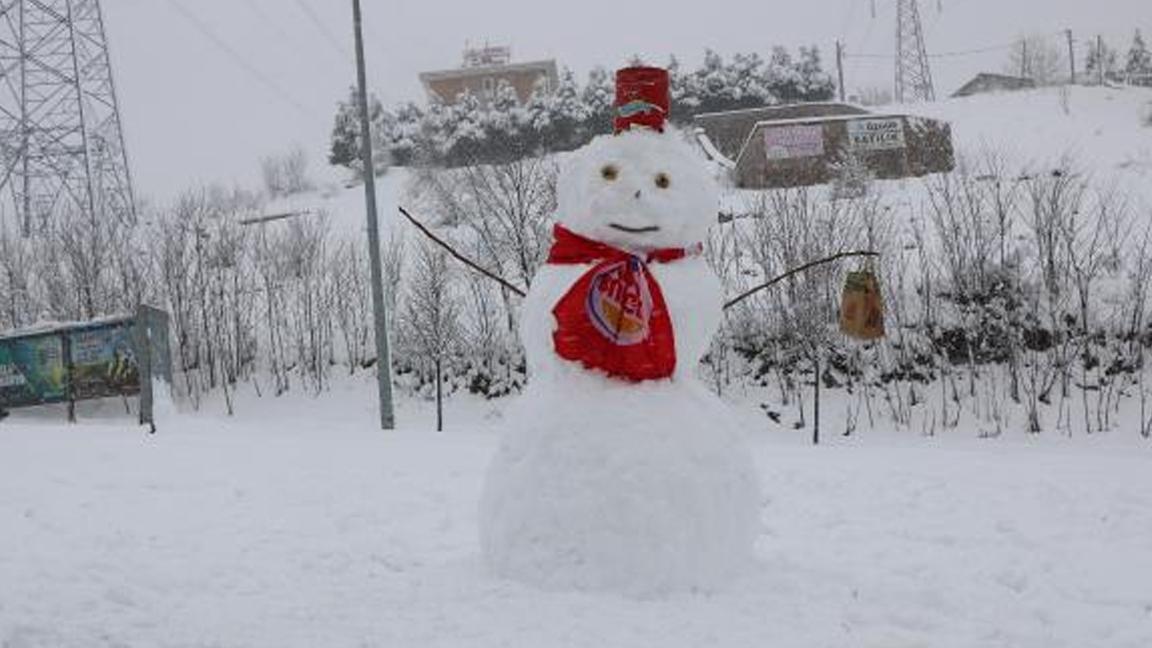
(913, 85, 1152, 179)
(2, 379, 1150, 648)
(4, 85, 1152, 647)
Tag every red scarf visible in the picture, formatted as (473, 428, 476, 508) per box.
(547, 225, 698, 382)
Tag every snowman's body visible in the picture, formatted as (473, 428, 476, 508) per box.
(479, 127, 760, 596)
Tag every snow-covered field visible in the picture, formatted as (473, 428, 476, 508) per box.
(2, 380, 1150, 648)
(4, 85, 1152, 647)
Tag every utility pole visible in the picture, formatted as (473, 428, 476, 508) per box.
(1021, 39, 1029, 79)
(813, 351, 821, 446)
(351, 0, 396, 430)
(1066, 29, 1076, 84)
(836, 40, 846, 102)
(1097, 35, 1105, 85)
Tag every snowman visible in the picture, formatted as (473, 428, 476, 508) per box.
(479, 67, 761, 596)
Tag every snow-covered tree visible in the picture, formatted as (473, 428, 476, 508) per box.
(328, 86, 386, 171)
(339, 47, 836, 166)
(482, 81, 530, 160)
(795, 46, 836, 101)
(692, 49, 737, 113)
(729, 52, 773, 108)
(442, 90, 487, 162)
(388, 102, 426, 166)
(581, 66, 615, 137)
(1085, 37, 1122, 84)
(764, 46, 801, 101)
(1006, 34, 1066, 85)
(667, 55, 700, 122)
(1125, 29, 1152, 86)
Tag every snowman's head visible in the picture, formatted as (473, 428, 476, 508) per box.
(556, 126, 719, 251)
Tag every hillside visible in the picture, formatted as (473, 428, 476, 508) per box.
(283, 84, 1152, 232)
(913, 85, 1152, 186)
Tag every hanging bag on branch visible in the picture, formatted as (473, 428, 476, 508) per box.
(840, 269, 886, 341)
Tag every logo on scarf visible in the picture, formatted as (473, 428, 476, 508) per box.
(585, 258, 653, 346)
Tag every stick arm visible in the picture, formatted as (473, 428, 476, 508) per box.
(398, 206, 529, 298)
(723, 250, 880, 310)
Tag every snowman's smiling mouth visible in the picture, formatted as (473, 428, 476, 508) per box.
(609, 223, 661, 234)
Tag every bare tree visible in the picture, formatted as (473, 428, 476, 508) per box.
(0, 227, 37, 329)
(261, 145, 315, 198)
(410, 155, 556, 338)
(400, 239, 461, 431)
(1006, 34, 1067, 85)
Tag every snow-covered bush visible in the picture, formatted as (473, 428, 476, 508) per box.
(330, 48, 836, 171)
(261, 146, 314, 198)
(829, 149, 874, 200)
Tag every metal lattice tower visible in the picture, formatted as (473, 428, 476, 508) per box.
(0, 0, 135, 235)
(894, 0, 935, 103)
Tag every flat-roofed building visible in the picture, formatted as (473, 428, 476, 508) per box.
(419, 46, 558, 106)
(694, 103, 955, 189)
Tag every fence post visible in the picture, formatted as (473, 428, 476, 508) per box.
(134, 306, 155, 433)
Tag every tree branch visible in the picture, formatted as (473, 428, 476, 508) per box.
(724, 250, 880, 310)
(397, 206, 528, 298)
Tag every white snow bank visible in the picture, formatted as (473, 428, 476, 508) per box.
(909, 85, 1152, 177)
(1, 390, 1150, 647)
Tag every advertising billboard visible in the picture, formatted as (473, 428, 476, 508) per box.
(764, 125, 826, 160)
(848, 118, 906, 151)
(0, 335, 68, 407)
(69, 323, 140, 400)
(0, 307, 167, 430)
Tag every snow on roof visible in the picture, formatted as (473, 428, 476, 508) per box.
(418, 60, 558, 83)
(0, 313, 135, 342)
(693, 102, 869, 120)
(693, 128, 736, 170)
(748, 112, 908, 128)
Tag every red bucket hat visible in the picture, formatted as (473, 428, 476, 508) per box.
(614, 66, 669, 134)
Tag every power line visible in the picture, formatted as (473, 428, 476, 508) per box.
(291, 0, 351, 62)
(838, 0, 860, 43)
(846, 0, 885, 77)
(931, 43, 1016, 58)
(847, 40, 1017, 60)
(162, 0, 318, 120)
(849, 29, 1073, 62)
(237, 0, 344, 68)
(345, 5, 400, 107)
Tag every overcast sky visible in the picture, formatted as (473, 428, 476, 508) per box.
(103, 0, 1148, 202)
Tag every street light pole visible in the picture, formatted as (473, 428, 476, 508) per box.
(351, 0, 395, 430)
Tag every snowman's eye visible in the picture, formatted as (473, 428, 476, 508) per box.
(601, 165, 619, 181)
(654, 173, 671, 189)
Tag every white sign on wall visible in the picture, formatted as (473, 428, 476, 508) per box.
(848, 118, 906, 151)
(0, 363, 26, 388)
(763, 125, 825, 161)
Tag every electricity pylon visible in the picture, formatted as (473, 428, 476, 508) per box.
(0, 0, 136, 235)
(895, 0, 935, 103)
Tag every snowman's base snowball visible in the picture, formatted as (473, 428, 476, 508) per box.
(479, 373, 761, 596)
